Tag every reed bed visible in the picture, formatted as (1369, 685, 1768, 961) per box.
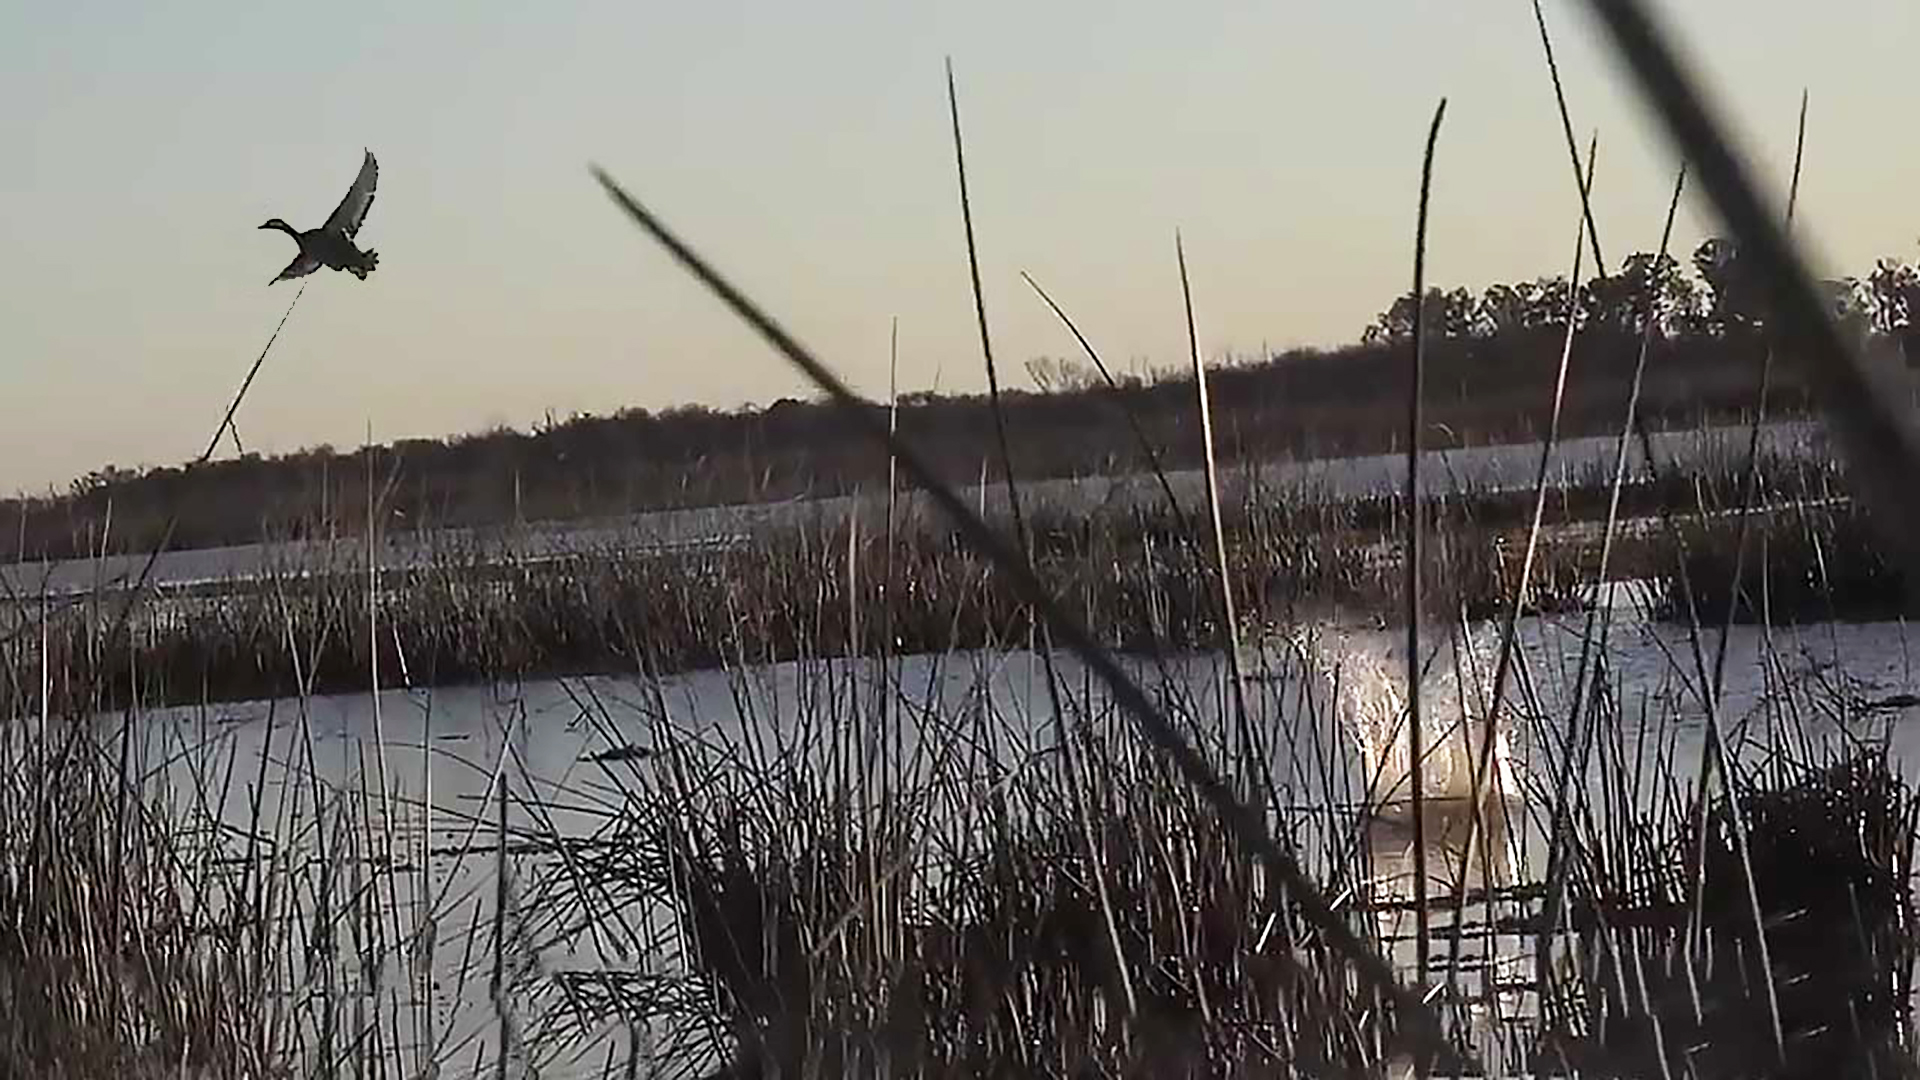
(1648, 500, 1908, 624)
(1545, 750, 1919, 1077)
(540, 688, 1402, 1077)
(1, 446, 1876, 716)
(0, 721, 263, 1079)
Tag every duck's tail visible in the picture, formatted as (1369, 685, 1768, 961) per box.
(349, 248, 379, 281)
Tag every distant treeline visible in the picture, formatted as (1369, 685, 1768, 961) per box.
(9, 237, 1917, 564)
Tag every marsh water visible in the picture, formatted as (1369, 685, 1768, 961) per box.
(124, 596, 1918, 1077)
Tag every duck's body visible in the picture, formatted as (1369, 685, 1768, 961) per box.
(260, 150, 380, 284)
(259, 219, 378, 281)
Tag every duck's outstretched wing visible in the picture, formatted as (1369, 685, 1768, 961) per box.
(273, 251, 321, 284)
(324, 149, 378, 239)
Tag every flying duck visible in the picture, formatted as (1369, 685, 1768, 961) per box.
(259, 150, 380, 284)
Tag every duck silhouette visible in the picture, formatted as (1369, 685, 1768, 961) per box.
(259, 150, 380, 284)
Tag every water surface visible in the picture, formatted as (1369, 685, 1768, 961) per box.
(128, 599, 1916, 1077)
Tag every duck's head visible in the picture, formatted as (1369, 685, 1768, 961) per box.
(258, 218, 295, 235)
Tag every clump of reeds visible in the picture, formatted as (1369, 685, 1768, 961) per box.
(0, 716, 277, 1078)
(1648, 499, 1907, 624)
(1546, 750, 1920, 1078)
(589, 713, 1415, 1078)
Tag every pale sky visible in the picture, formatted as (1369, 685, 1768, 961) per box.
(3, 1, 1916, 495)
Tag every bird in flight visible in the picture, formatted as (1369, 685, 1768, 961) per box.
(259, 150, 380, 284)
